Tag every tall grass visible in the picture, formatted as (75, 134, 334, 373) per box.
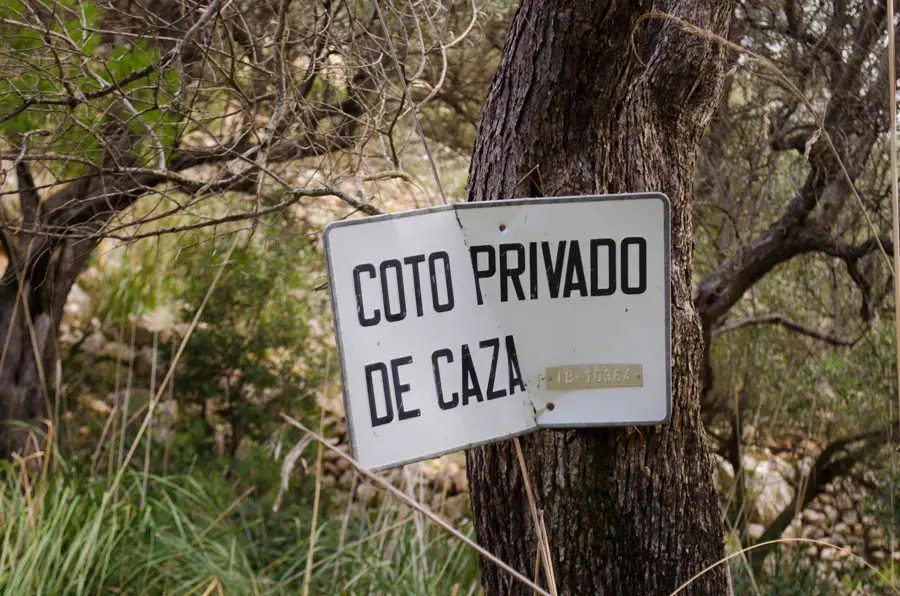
(0, 462, 480, 595)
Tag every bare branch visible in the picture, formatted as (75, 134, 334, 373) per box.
(712, 313, 857, 346)
(0, 0, 225, 125)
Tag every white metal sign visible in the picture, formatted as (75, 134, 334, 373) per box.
(324, 194, 671, 470)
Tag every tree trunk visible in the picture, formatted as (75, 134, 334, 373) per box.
(465, 2, 733, 594)
(0, 186, 109, 456)
(1, 124, 140, 456)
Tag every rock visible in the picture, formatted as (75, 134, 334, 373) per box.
(802, 525, 826, 540)
(452, 471, 469, 494)
(422, 486, 443, 503)
(442, 494, 469, 521)
(713, 454, 735, 492)
(100, 341, 132, 362)
(827, 534, 846, 547)
(824, 505, 838, 523)
(132, 306, 177, 344)
(59, 324, 84, 346)
(137, 345, 159, 370)
(78, 395, 112, 416)
(81, 331, 106, 355)
(821, 547, 837, 561)
(834, 522, 850, 537)
(748, 524, 765, 540)
(836, 493, 853, 511)
(803, 509, 826, 524)
(356, 483, 376, 504)
(740, 450, 795, 525)
(62, 283, 92, 327)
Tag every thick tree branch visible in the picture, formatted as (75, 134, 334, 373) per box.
(15, 163, 39, 229)
(712, 313, 857, 346)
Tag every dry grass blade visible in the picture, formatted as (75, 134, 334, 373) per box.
(197, 486, 256, 542)
(301, 407, 326, 596)
(888, 0, 900, 583)
(513, 437, 557, 595)
(279, 413, 551, 596)
(273, 436, 312, 513)
(670, 537, 900, 595)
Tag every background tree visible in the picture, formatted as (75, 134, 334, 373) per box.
(690, 0, 900, 571)
(0, 0, 500, 455)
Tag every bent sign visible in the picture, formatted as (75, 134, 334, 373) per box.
(323, 194, 671, 470)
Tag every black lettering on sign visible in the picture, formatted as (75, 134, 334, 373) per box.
(431, 336, 523, 409)
(461, 344, 484, 405)
(479, 337, 507, 400)
(432, 349, 457, 410)
(467, 237, 647, 304)
(379, 260, 407, 322)
(506, 335, 525, 394)
(353, 264, 380, 327)
(470, 246, 495, 306)
(391, 356, 419, 420)
(563, 241, 588, 298)
(365, 362, 392, 427)
(402, 254, 427, 317)
(621, 237, 647, 295)
(590, 239, 616, 296)
(428, 252, 455, 313)
(499, 244, 526, 302)
(542, 241, 567, 298)
(528, 242, 539, 299)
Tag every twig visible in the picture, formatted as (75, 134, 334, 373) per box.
(513, 437, 557, 596)
(302, 381, 327, 596)
(373, 0, 448, 204)
(887, 0, 900, 583)
(712, 313, 857, 346)
(670, 537, 899, 596)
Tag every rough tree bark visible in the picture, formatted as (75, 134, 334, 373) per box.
(464, 2, 733, 594)
(1, 120, 145, 454)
